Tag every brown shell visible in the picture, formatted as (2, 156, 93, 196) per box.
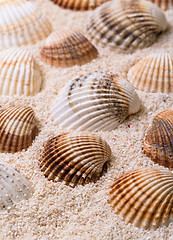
(147, 0, 173, 10)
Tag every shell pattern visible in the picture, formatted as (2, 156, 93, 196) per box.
(108, 167, 173, 229)
(147, 0, 173, 11)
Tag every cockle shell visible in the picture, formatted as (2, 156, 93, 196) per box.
(40, 30, 98, 67)
(147, 0, 173, 11)
(108, 167, 173, 229)
(51, 71, 140, 131)
(0, 0, 51, 48)
(128, 52, 173, 93)
(87, 0, 168, 52)
(143, 110, 173, 169)
(40, 131, 111, 187)
(0, 48, 42, 96)
(0, 105, 39, 153)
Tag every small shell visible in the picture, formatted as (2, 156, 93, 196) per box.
(143, 110, 173, 169)
(87, 0, 168, 52)
(108, 167, 173, 229)
(0, 48, 42, 96)
(0, 0, 51, 47)
(147, 0, 173, 11)
(0, 105, 39, 153)
(51, 71, 140, 131)
(128, 52, 173, 93)
(0, 161, 33, 211)
(40, 29, 98, 67)
(40, 131, 111, 187)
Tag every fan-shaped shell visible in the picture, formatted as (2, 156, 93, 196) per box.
(147, 0, 173, 11)
(108, 167, 173, 229)
(128, 52, 173, 93)
(0, 0, 51, 48)
(0, 105, 39, 153)
(51, 71, 140, 131)
(40, 30, 98, 67)
(40, 131, 111, 187)
(0, 48, 42, 96)
(87, 0, 168, 52)
(143, 110, 173, 169)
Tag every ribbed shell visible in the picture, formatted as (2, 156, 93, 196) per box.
(0, 105, 39, 153)
(143, 110, 173, 169)
(147, 0, 173, 10)
(87, 0, 168, 52)
(40, 131, 111, 187)
(108, 167, 173, 229)
(51, 71, 140, 131)
(40, 30, 98, 67)
(0, 0, 51, 47)
(0, 161, 33, 211)
(128, 52, 173, 93)
(0, 48, 42, 96)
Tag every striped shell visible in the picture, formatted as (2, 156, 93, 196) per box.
(128, 52, 173, 93)
(0, 105, 39, 153)
(108, 167, 173, 229)
(87, 0, 168, 52)
(0, 48, 42, 96)
(40, 30, 98, 67)
(51, 71, 140, 131)
(0, 0, 51, 48)
(40, 131, 111, 187)
(147, 0, 173, 10)
(143, 110, 173, 169)
(0, 161, 33, 211)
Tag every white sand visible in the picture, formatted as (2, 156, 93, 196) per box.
(0, 0, 173, 239)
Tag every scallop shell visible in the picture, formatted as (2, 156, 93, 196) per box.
(87, 0, 168, 52)
(40, 29, 98, 67)
(108, 167, 173, 229)
(0, 48, 42, 96)
(0, 0, 51, 48)
(128, 52, 173, 93)
(0, 161, 33, 211)
(143, 110, 173, 169)
(147, 0, 173, 11)
(51, 71, 140, 131)
(0, 105, 39, 153)
(40, 131, 111, 187)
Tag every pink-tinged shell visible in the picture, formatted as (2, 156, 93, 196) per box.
(147, 0, 173, 10)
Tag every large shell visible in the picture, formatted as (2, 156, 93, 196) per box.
(147, 0, 173, 11)
(143, 110, 173, 169)
(108, 167, 173, 229)
(39, 131, 111, 187)
(51, 71, 140, 131)
(0, 105, 39, 153)
(128, 52, 173, 93)
(0, 0, 51, 48)
(87, 0, 168, 52)
(0, 48, 42, 96)
(40, 30, 98, 67)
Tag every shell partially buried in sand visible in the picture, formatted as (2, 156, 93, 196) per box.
(147, 0, 173, 11)
(108, 167, 173, 229)
(143, 110, 173, 169)
(87, 0, 168, 52)
(39, 131, 111, 187)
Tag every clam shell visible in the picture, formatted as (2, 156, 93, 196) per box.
(0, 0, 51, 47)
(87, 0, 168, 52)
(40, 131, 111, 187)
(143, 110, 173, 169)
(128, 52, 173, 93)
(51, 71, 140, 131)
(108, 167, 173, 229)
(147, 0, 173, 11)
(40, 29, 98, 67)
(0, 105, 39, 153)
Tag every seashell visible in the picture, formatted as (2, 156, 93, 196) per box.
(0, 48, 42, 96)
(0, 161, 33, 211)
(143, 110, 173, 169)
(147, 0, 173, 11)
(51, 71, 140, 131)
(0, 0, 51, 48)
(128, 52, 173, 93)
(40, 29, 98, 67)
(0, 105, 39, 153)
(108, 167, 173, 229)
(87, 0, 168, 52)
(39, 131, 111, 187)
